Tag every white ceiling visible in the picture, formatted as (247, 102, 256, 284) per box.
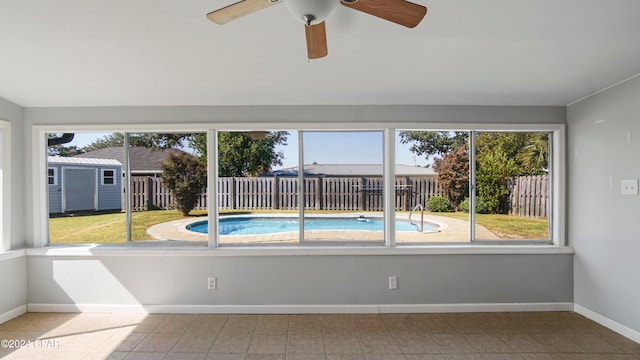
(1, 0, 640, 107)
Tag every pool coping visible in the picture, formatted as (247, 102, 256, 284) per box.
(146, 212, 497, 244)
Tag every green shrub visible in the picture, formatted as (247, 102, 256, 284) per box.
(476, 149, 518, 214)
(160, 152, 207, 216)
(425, 196, 452, 212)
(458, 197, 492, 214)
(459, 198, 470, 213)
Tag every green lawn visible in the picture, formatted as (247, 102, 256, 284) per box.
(49, 210, 207, 243)
(425, 211, 549, 239)
(49, 209, 548, 243)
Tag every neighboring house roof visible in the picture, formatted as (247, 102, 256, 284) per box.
(48, 156, 121, 166)
(75, 147, 184, 173)
(263, 164, 436, 177)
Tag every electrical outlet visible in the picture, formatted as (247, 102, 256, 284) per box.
(621, 179, 638, 195)
(208, 277, 217, 290)
(388, 276, 398, 290)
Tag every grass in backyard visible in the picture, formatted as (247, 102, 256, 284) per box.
(49, 210, 207, 243)
(424, 211, 549, 240)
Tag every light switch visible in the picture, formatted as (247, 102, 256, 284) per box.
(621, 179, 638, 195)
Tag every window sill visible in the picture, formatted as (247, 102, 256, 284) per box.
(0, 249, 27, 261)
(25, 244, 574, 257)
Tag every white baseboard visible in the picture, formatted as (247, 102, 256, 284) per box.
(26, 302, 574, 315)
(27, 303, 148, 314)
(574, 303, 640, 344)
(379, 302, 574, 313)
(0, 305, 27, 324)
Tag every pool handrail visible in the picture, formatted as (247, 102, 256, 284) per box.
(409, 204, 424, 233)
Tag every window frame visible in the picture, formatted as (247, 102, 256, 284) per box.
(33, 123, 566, 249)
(100, 168, 116, 186)
(47, 167, 58, 186)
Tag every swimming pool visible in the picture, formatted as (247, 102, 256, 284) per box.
(187, 216, 438, 235)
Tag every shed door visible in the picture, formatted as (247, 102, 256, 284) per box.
(64, 168, 96, 212)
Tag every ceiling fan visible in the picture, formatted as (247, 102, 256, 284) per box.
(206, 0, 427, 59)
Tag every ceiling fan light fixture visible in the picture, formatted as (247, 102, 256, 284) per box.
(340, 0, 358, 4)
(284, 0, 340, 25)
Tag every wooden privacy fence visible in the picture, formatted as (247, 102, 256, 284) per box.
(508, 175, 549, 219)
(131, 176, 440, 212)
(130, 174, 549, 218)
(218, 176, 441, 211)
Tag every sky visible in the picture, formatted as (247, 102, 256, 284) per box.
(58, 131, 432, 169)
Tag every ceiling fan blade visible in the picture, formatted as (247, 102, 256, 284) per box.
(341, 0, 427, 28)
(305, 22, 328, 59)
(207, 0, 277, 25)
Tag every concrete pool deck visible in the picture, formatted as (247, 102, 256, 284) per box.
(146, 213, 497, 244)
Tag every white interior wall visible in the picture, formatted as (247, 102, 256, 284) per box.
(568, 76, 640, 337)
(0, 97, 27, 320)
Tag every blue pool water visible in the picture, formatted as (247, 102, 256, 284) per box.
(187, 217, 436, 235)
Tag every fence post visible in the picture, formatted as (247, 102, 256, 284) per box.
(316, 177, 322, 210)
(359, 177, 365, 210)
(404, 177, 411, 211)
(272, 175, 279, 210)
(146, 177, 153, 210)
(230, 177, 236, 210)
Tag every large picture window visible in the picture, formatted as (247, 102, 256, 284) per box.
(45, 131, 207, 245)
(216, 130, 298, 246)
(38, 124, 563, 247)
(301, 131, 385, 245)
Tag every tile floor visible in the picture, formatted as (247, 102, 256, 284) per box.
(0, 312, 639, 360)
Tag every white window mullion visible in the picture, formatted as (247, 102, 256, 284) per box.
(208, 129, 218, 248)
(124, 133, 132, 243)
(469, 130, 476, 242)
(384, 128, 395, 247)
(298, 130, 305, 245)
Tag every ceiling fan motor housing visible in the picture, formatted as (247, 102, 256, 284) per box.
(284, 0, 340, 25)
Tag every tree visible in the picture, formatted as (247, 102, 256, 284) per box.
(399, 131, 468, 160)
(47, 133, 85, 156)
(517, 132, 549, 174)
(432, 146, 469, 209)
(84, 131, 289, 177)
(48, 145, 85, 157)
(404, 131, 550, 214)
(83, 133, 189, 152)
(160, 152, 207, 216)
(189, 131, 289, 177)
(475, 132, 549, 175)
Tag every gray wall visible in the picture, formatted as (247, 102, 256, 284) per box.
(0, 256, 27, 315)
(567, 76, 640, 333)
(0, 97, 27, 319)
(20, 105, 574, 310)
(27, 254, 573, 307)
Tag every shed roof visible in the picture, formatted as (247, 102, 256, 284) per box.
(48, 156, 121, 166)
(75, 147, 185, 173)
(263, 164, 436, 177)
